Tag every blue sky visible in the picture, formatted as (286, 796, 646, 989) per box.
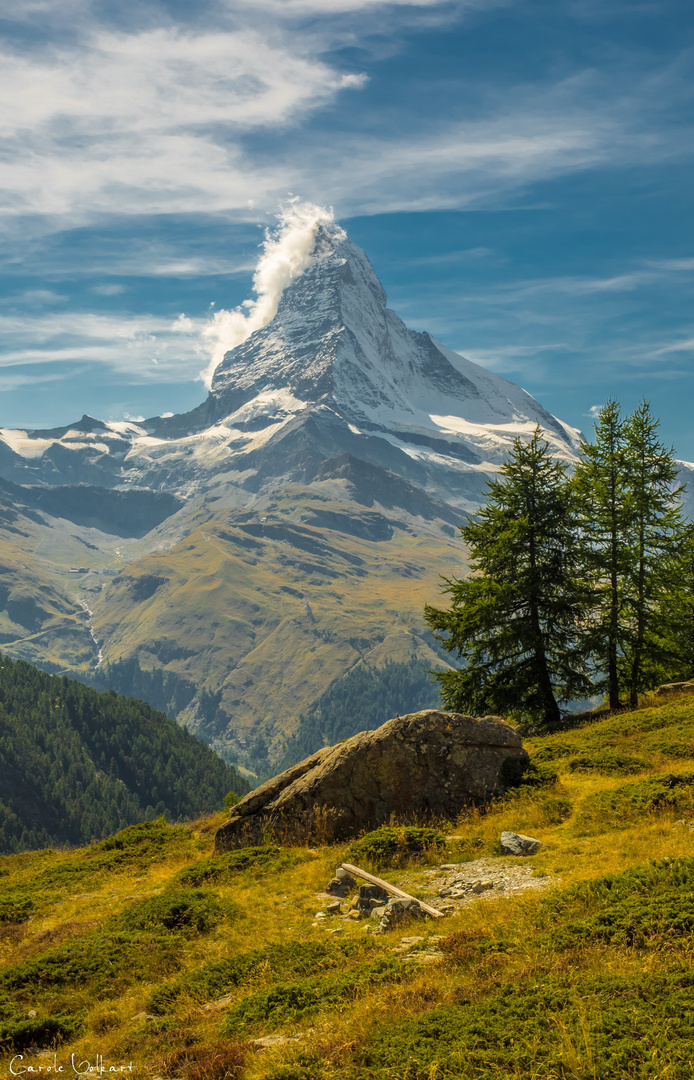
(1, 0, 693, 456)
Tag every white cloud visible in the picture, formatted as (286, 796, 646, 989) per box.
(92, 284, 126, 296)
(0, 3, 688, 233)
(0, 310, 206, 381)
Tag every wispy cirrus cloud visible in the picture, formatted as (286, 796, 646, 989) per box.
(0, 0, 690, 235)
(0, 310, 205, 379)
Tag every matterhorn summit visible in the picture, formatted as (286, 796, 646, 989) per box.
(0, 208, 582, 768)
(0, 212, 578, 509)
(203, 219, 578, 508)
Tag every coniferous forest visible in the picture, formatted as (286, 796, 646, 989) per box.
(0, 653, 248, 853)
(278, 658, 442, 770)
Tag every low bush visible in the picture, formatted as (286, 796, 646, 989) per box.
(221, 957, 403, 1034)
(566, 752, 650, 775)
(576, 773, 694, 832)
(0, 890, 35, 924)
(259, 1055, 325, 1080)
(500, 785, 573, 827)
(173, 846, 302, 887)
(148, 938, 374, 1015)
(0, 1013, 79, 1052)
(349, 970, 694, 1079)
(95, 819, 190, 865)
(111, 889, 233, 935)
(500, 756, 558, 787)
(346, 826, 445, 867)
(0, 928, 182, 1000)
(543, 855, 694, 949)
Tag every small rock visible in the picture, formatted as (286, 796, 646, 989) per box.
(326, 878, 351, 896)
(336, 867, 356, 884)
(655, 680, 694, 696)
(314, 912, 327, 920)
(347, 909, 362, 920)
(354, 883, 389, 916)
(326, 900, 342, 915)
(499, 831, 542, 856)
(406, 951, 444, 965)
(379, 897, 426, 931)
(27, 1010, 37, 1018)
(202, 993, 235, 1011)
(470, 879, 494, 894)
(253, 1035, 301, 1049)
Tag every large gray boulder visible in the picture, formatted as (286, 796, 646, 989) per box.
(215, 710, 527, 851)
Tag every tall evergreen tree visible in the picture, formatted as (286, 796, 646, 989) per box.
(572, 400, 629, 710)
(424, 428, 591, 727)
(620, 401, 686, 705)
(574, 399, 687, 707)
(669, 521, 694, 681)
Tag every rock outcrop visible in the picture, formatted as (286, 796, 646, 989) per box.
(215, 709, 527, 850)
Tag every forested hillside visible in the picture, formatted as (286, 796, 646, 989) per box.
(0, 654, 248, 853)
(278, 658, 442, 769)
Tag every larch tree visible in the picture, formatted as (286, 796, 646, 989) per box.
(424, 428, 592, 728)
(620, 400, 686, 706)
(572, 399, 630, 710)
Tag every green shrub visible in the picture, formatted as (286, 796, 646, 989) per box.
(221, 957, 403, 1034)
(528, 743, 574, 763)
(110, 889, 233, 935)
(500, 783, 572, 826)
(148, 938, 374, 1015)
(577, 773, 694, 833)
(566, 752, 650, 775)
(0, 927, 183, 999)
(173, 846, 302, 887)
(350, 971, 694, 1079)
(500, 756, 558, 787)
(346, 826, 445, 867)
(0, 1014, 79, 1051)
(0, 891, 35, 924)
(95, 819, 190, 863)
(543, 855, 694, 949)
(260, 1055, 325, 1080)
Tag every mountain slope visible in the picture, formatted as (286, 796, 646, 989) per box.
(0, 652, 248, 853)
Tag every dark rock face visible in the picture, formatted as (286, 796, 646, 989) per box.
(215, 709, 527, 851)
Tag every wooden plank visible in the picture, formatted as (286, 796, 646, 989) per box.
(340, 862, 445, 918)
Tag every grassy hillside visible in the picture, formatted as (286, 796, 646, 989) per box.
(0, 480, 463, 771)
(89, 494, 460, 766)
(0, 653, 248, 853)
(3, 689, 694, 1077)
